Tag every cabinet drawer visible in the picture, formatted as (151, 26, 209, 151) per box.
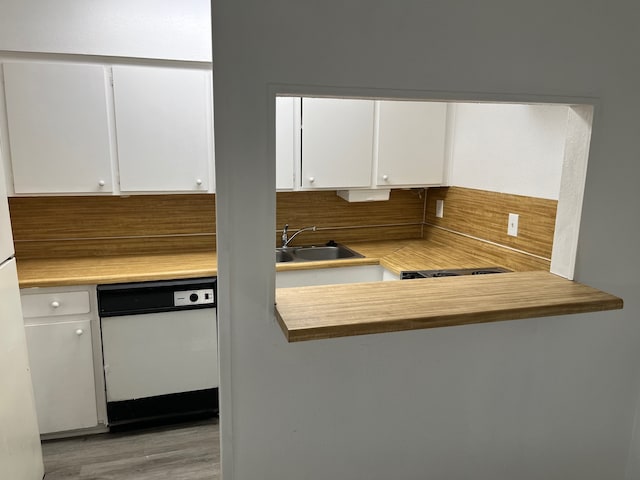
(21, 291, 91, 318)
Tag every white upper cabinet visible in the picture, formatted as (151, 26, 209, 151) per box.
(291, 97, 448, 193)
(301, 98, 374, 189)
(112, 66, 213, 193)
(376, 101, 447, 187)
(3, 62, 114, 194)
(275, 97, 298, 191)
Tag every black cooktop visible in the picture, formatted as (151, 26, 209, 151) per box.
(400, 267, 511, 279)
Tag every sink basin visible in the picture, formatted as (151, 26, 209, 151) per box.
(276, 249, 295, 263)
(293, 246, 359, 261)
(275, 244, 362, 263)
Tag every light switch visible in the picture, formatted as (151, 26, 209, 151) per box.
(508, 213, 519, 237)
(436, 200, 444, 218)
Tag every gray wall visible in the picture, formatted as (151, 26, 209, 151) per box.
(212, 2, 640, 479)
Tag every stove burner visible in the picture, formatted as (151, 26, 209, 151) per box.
(400, 267, 511, 280)
(400, 271, 427, 280)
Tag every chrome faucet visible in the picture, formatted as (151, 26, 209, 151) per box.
(281, 224, 317, 248)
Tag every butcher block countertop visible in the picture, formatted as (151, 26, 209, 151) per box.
(16, 234, 623, 343)
(275, 271, 624, 342)
(16, 251, 220, 288)
(15, 228, 549, 288)
(15, 240, 402, 288)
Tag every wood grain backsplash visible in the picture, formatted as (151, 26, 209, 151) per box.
(422, 227, 551, 272)
(425, 187, 557, 259)
(9, 189, 425, 258)
(275, 189, 424, 246)
(9, 195, 217, 258)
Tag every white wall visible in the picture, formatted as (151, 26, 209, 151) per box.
(0, 0, 211, 62)
(213, 2, 639, 480)
(450, 103, 568, 199)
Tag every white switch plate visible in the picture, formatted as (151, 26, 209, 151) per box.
(508, 213, 519, 237)
(436, 199, 444, 218)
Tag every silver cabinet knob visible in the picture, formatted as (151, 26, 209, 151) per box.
(382, 174, 389, 181)
(309, 177, 315, 184)
(75, 329, 84, 336)
(51, 301, 60, 309)
(196, 178, 203, 186)
(98, 180, 105, 187)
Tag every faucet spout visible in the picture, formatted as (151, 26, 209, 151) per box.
(281, 224, 317, 248)
(281, 224, 290, 248)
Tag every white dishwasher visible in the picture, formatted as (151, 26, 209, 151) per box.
(97, 277, 218, 428)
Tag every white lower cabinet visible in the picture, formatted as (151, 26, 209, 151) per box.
(24, 320, 98, 434)
(21, 287, 103, 435)
(276, 265, 383, 288)
(382, 268, 400, 281)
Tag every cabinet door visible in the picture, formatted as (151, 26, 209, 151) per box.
(276, 97, 298, 190)
(24, 320, 97, 434)
(3, 62, 114, 194)
(301, 98, 374, 189)
(112, 66, 213, 193)
(376, 101, 447, 186)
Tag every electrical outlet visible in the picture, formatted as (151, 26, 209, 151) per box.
(508, 213, 519, 237)
(436, 200, 444, 218)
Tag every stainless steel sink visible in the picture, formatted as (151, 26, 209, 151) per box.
(293, 246, 358, 261)
(276, 249, 295, 263)
(275, 244, 362, 263)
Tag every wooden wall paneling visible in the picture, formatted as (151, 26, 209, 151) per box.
(9, 195, 217, 258)
(13, 236, 217, 259)
(275, 189, 425, 245)
(425, 187, 557, 259)
(9, 189, 425, 258)
(272, 226, 423, 248)
(9, 195, 216, 240)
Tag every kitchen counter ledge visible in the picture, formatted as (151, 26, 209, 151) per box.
(275, 271, 623, 342)
(16, 252, 219, 288)
(16, 226, 553, 288)
(15, 248, 385, 288)
(15, 239, 409, 288)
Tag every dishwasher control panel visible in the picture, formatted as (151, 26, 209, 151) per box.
(174, 289, 215, 307)
(98, 277, 216, 316)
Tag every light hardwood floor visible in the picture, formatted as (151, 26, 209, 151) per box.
(42, 418, 220, 480)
